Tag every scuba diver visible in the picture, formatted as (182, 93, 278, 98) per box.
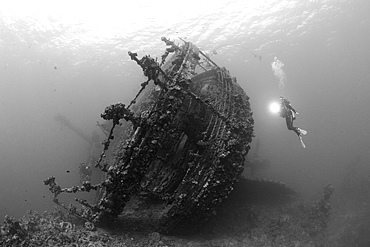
(279, 97, 307, 148)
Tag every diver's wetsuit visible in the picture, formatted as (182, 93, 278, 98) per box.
(280, 98, 301, 136)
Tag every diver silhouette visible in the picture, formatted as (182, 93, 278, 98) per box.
(279, 97, 307, 148)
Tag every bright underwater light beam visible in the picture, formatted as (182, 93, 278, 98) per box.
(269, 102, 280, 114)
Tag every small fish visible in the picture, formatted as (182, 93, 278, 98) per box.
(66, 170, 70, 173)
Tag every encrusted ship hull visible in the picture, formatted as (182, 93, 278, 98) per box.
(95, 38, 254, 233)
(45, 38, 255, 234)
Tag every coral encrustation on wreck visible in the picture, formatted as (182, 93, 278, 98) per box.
(45, 37, 254, 234)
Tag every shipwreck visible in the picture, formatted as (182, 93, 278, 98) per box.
(45, 37, 257, 234)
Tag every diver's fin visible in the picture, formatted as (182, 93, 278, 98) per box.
(299, 136, 306, 148)
(298, 128, 307, 136)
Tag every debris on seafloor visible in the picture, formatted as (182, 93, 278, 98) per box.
(0, 180, 334, 246)
(42, 37, 299, 236)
